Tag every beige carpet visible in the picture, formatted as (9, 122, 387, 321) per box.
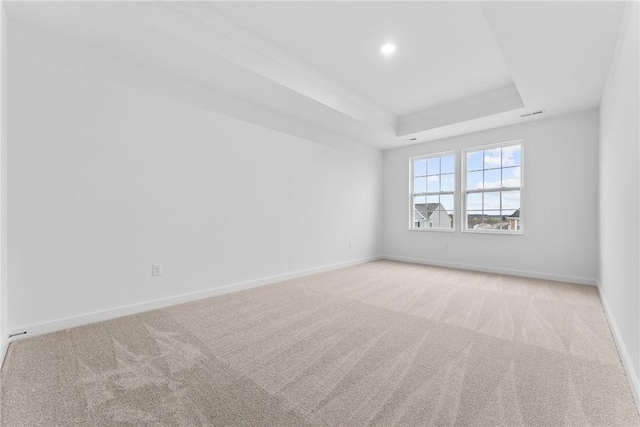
(1, 260, 638, 426)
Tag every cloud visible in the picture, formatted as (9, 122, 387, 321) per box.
(479, 166, 521, 188)
(483, 145, 521, 169)
(484, 153, 501, 168)
(502, 145, 521, 167)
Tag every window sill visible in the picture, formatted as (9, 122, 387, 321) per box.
(461, 229, 523, 235)
(409, 228, 455, 233)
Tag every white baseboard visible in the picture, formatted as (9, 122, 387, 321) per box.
(6, 255, 383, 345)
(599, 286, 640, 413)
(383, 255, 598, 286)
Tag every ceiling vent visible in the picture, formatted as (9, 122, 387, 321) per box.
(520, 110, 545, 118)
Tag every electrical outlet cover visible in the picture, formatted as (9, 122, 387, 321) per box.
(152, 263, 163, 276)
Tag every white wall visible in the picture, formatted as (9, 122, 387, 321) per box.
(0, 3, 8, 364)
(6, 21, 383, 335)
(384, 109, 599, 284)
(599, 1, 639, 404)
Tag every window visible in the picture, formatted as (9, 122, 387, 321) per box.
(463, 141, 522, 233)
(410, 152, 455, 231)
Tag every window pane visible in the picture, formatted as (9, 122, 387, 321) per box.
(466, 151, 483, 171)
(440, 194, 454, 212)
(502, 166, 521, 188)
(502, 209, 520, 218)
(484, 191, 500, 210)
(484, 169, 501, 189)
(502, 144, 521, 167)
(466, 193, 482, 211)
(467, 211, 483, 229)
(484, 148, 502, 169)
(426, 195, 439, 205)
(414, 195, 453, 229)
(427, 157, 440, 175)
(467, 171, 483, 190)
(427, 175, 440, 193)
(503, 209, 521, 231)
(441, 155, 454, 174)
(413, 177, 426, 194)
(430, 206, 453, 229)
(441, 173, 454, 192)
(502, 190, 520, 210)
(413, 159, 427, 177)
(483, 210, 504, 229)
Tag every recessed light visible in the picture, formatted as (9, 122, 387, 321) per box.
(380, 43, 396, 55)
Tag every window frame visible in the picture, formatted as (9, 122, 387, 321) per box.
(408, 151, 456, 233)
(461, 140, 524, 235)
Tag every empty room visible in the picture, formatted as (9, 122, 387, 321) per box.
(0, 0, 638, 426)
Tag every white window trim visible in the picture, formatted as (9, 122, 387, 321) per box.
(408, 150, 456, 232)
(461, 140, 524, 235)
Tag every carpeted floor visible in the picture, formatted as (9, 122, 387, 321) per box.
(1, 260, 639, 426)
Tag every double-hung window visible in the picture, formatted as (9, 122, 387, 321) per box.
(463, 141, 523, 233)
(410, 152, 455, 230)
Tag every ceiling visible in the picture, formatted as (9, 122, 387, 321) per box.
(4, 1, 627, 149)
(209, 2, 514, 116)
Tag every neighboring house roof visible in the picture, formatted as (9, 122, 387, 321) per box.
(508, 209, 520, 219)
(414, 203, 447, 219)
